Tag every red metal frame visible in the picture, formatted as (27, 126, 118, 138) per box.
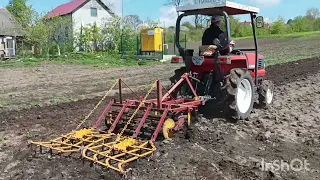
(132, 105, 153, 138)
(91, 76, 203, 142)
(93, 99, 114, 128)
(108, 101, 135, 133)
(190, 53, 266, 82)
(151, 108, 169, 141)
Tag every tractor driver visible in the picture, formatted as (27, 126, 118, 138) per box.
(202, 15, 235, 54)
(202, 15, 224, 45)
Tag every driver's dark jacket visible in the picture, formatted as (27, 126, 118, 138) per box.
(202, 23, 224, 45)
(201, 23, 229, 55)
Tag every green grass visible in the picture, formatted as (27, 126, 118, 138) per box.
(181, 31, 320, 43)
(234, 31, 320, 40)
(0, 52, 164, 68)
(265, 55, 317, 67)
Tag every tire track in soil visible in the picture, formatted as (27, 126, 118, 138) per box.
(0, 57, 319, 180)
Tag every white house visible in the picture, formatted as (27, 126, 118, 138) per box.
(46, 0, 115, 49)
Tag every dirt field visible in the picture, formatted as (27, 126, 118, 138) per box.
(0, 63, 182, 112)
(0, 38, 320, 180)
(1, 37, 320, 113)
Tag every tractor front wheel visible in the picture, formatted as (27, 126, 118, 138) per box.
(224, 68, 254, 120)
(258, 80, 275, 108)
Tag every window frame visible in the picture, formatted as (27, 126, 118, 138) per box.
(90, 7, 98, 17)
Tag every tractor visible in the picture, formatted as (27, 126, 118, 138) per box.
(170, 0, 275, 120)
(27, 1, 276, 174)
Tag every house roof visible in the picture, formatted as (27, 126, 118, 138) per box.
(239, 21, 270, 28)
(239, 21, 252, 25)
(46, 0, 115, 18)
(0, 8, 25, 36)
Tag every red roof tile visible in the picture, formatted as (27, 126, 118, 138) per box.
(46, 0, 88, 18)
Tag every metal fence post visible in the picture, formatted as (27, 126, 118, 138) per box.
(136, 36, 139, 55)
(184, 33, 187, 49)
(173, 33, 176, 55)
(163, 32, 166, 55)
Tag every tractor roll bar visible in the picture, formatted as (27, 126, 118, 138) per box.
(250, 13, 259, 86)
(175, 9, 231, 56)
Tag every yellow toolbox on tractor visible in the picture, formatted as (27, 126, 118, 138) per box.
(140, 28, 163, 52)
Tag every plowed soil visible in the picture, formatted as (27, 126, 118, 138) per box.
(1, 36, 320, 113)
(0, 57, 319, 180)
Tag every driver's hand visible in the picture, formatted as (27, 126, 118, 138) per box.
(230, 40, 235, 45)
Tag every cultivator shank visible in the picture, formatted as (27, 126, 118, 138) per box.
(28, 74, 203, 173)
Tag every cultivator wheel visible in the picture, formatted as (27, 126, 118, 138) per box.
(223, 68, 254, 120)
(162, 118, 175, 140)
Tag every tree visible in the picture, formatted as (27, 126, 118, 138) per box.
(313, 18, 320, 31)
(305, 8, 320, 20)
(220, 15, 240, 37)
(165, 0, 184, 16)
(165, 0, 207, 27)
(270, 17, 287, 34)
(184, 0, 209, 28)
(6, 0, 34, 28)
(165, 0, 183, 6)
(144, 17, 159, 27)
(23, 11, 50, 55)
(234, 24, 252, 37)
(182, 21, 194, 29)
(124, 15, 143, 31)
(289, 16, 311, 32)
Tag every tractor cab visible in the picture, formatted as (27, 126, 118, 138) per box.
(171, 0, 265, 85)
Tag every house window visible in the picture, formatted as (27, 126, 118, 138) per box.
(91, 8, 97, 17)
(65, 26, 69, 38)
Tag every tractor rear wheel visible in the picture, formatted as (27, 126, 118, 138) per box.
(169, 67, 188, 98)
(224, 68, 254, 120)
(258, 80, 274, 108)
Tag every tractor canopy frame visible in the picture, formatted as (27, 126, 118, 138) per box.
(174, 0, 264, 86)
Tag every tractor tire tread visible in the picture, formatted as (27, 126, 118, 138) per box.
(258, 80, 274, 109)
(169, 66, 188, 98)
(225, 68, 254, 120)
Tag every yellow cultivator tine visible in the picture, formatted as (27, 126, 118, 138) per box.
(28, 129, 115, 154)
(82, 137, 156, 173)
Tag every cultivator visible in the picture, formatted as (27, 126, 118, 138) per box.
(28, 74, 203, 173)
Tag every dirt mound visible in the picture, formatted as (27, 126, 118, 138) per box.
(0, 57, 320, 180)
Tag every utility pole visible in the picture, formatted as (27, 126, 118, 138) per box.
(120, 0, 124, 59)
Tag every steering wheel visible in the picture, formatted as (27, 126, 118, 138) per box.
(213, 33, 231, 51)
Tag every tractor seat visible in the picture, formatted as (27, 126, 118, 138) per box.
(199, 45, 217, 56)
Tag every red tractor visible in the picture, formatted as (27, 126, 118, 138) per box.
(170, 1, 275, 120)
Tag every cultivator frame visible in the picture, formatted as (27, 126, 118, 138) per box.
(28, 73, 204, 173)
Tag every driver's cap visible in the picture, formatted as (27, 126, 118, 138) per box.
(211, 16, 222, 22)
